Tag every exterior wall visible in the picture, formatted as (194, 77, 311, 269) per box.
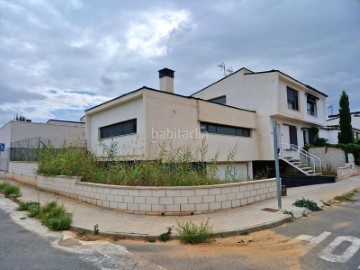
(193, 69, 278, 117)
(309, 147, 346, 169)
(10, 121, 86, 148)
(86, 94, 146, 159)
(144, 90, 258, 163)
(47, 120, 85, 127)
(277, 78, 326, 126)
(8, 161, 38, 176)
(337, 164, 358, 179)
(0, 122, 11, 171)
(319, 129, 338, 144)
(192, 70, 327, 161)
(35, 175, 277, 215)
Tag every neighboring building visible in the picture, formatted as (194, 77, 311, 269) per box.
(0, 119, 86, 171)
(320, 112, 360, 144)
(86, 67, 329, 178)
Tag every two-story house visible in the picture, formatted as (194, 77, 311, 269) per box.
(192, 68, 327, 175)
(85, 67, 328, 179)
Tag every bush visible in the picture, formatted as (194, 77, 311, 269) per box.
(36, 144, 242, 186)
(0, 183, 21, 198)
(25, 201, 72, 231)
(293, 198, 321, 211)
(176, 219, 212, 244)
(16, 201, 40, 211)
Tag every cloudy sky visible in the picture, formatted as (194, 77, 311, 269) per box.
(0, 0, 359, 126)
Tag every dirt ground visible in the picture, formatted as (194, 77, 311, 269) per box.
(75, 228, 309, 270)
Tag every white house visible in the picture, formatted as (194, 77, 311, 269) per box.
(85, 69, 257, 180)
(192, 68, 327, 175)
(320, 112, 360, 144)
(85, 67, 329, 179)
(0, 119, 86, 172)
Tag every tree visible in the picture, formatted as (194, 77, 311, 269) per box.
(338, 90, 353, 144)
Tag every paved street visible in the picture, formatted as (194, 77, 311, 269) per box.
(0, 195, 164, 270)
(118, 193, 360, 270)
(275, 192, 360, 270)
(0, 208, 98, 270)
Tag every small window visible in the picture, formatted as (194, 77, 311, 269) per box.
(209, 95, 226, 105)
(307, 94, 317, 116)
(287, 87, 299, 110)
(200, 122, 251, 137)
(99, 119, 137, 139)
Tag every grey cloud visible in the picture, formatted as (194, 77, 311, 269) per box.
(0, 84, 46, 103)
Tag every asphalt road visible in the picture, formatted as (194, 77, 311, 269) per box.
(274, 192, 360, 270)
(0, 208, 98, 270)
(120, 193, 360, 270)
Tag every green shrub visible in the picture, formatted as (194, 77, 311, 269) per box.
(2, 184, 21, 198)
(176, 219, 212, 244)
(24, 201, 72, 231)
(16, 201, 40, 211)
(36, 144, 243, 186)
(334, 189, 358, 202)
(293, 198, 321, 211)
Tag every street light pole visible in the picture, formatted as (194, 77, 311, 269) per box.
(272, 121, 282, 209)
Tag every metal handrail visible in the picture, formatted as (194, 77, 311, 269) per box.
(279, 143, 322, 175)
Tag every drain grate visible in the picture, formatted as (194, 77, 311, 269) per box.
(262, 208, 279, 212)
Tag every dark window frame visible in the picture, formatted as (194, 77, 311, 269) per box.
(200, 122, 251, 137)
(306, 94, 317, 116)
(287, 87, 299, 110)
(208, 95, 226, 105)
(99, 119, 137, 139)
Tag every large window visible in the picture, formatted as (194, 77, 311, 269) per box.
(307, 94, 317, 116)
(200, 122, 251, 137)
(287, 87, 299, 110)
(99, 119, 137, 139)
(209, 95, 226, 105)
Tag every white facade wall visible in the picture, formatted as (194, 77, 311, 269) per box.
(0, 122, 11, 171)
(10, 121, 86, 148)
(193, 69, 327, 160)
(319, 129, 338, 144)
(86, 94, 146, 158)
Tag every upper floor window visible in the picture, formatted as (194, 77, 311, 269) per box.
(307, 94, 317, 116)
(200, 122, 251, 137)
(209, 95, 226, 105)
(287, 87, 299, 110)
(99, 119, 137, 139)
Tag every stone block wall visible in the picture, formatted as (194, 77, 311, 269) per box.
(309, 147, 346, 169)
(36, 175, 277, 216)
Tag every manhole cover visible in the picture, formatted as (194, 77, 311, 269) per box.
(262, 208, 279, 212)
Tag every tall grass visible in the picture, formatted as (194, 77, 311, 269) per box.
(36, 144, 241, 186)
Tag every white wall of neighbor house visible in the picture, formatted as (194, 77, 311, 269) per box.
(0, 122, 11, 171)
(86, 94, 146, 159)
(9, 121, 86, 148)
(319, 129, 338, 144)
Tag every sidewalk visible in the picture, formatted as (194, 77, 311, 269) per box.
(1, 176, 359, 238)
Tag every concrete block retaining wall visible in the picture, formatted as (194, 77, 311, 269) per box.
(309, 147, 346, 169)
(36, 176, 277, 215)
(5, 161, 277, 215)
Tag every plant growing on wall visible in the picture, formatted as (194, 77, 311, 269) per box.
(338, 90, 353, 144)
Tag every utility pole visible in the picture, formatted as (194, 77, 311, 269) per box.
(272, 121, 282, 209)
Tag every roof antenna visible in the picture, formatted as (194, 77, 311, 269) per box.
(327, 105, 333, 116)
(217, 62, 233, 77)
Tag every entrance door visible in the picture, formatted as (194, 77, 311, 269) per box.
(289, 125, 298, 146)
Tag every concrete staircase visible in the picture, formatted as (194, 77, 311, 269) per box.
(279, 143, 322, 176)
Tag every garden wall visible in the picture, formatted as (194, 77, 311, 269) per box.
(4, 161, 277, 215)
(36, 176, 277, 215)
(309, 147, 346, 169)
